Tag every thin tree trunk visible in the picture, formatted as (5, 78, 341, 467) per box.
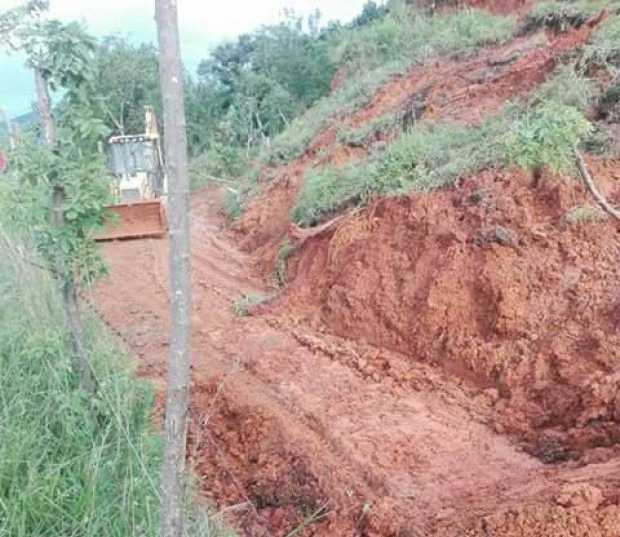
(574, 147, 620, 221)
(34, 68, 55, 146)
(35, 67, 95, 394)
(52, 187, 96, 394)
(154, 1, 193, 536)
(0, 106, 16, 149)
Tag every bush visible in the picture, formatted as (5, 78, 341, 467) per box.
(502, 101, 593, 173)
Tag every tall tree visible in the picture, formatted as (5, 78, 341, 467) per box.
(154, 1, 193, 536)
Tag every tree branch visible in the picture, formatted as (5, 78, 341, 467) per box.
(574, 147, 620, 221)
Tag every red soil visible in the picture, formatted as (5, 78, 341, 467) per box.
(92, 7, 620, 537)
(94, 186, 620, 536)
(233, 21, 600, 275)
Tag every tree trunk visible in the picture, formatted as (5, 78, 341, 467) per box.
(154, 2, 193, 536)
(36, 68, 95, 395)
(0, 106, 16, 149)
(34, 68, 55, 146)
(52, 187, 96, 394)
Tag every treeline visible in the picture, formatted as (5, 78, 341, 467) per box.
(40, 1, 390, 177)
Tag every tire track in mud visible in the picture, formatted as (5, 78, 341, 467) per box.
(91, 188, 616, 536)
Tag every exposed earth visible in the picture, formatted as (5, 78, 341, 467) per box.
(93, 3, 620, 536)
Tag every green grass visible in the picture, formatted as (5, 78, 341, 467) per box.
(337, 114, 398, 148)
(293, 74, 594, 228)
(0, 233, 232, 537)
(262, 6, 516, 167)
(293, 117, 506, 227)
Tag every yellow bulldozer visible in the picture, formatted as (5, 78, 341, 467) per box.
(96, 106, 167, 241)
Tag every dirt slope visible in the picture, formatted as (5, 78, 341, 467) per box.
(93, 186, 620, 536)
(92, 5, 620, 536)
(233, 21, 599, 274)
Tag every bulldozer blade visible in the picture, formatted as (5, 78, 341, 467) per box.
(96, 200, 167, 241)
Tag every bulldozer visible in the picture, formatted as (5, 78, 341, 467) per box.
(96, 106, 168, 241)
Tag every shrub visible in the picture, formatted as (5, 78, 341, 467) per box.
(502, 101, 593, 174)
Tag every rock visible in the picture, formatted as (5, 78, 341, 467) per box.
(556, 483, 604, 511)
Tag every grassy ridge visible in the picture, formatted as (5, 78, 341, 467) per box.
(262, 7, 516, 167)
(293, 69, 596, 227)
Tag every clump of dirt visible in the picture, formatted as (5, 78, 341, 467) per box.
(189, 382, 329, 536)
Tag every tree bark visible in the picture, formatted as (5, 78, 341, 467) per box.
(34, 68, 55, 147)
(154, 1, 193, 536)
(36, 67, 95, 395)
(0, 106, 16, 149)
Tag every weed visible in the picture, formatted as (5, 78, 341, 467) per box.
(502, 101, 593, 174)
(232, 293, 269, 316)
(533, 64, 596, 111)
(337, 114, 399, 147)
(581, 8, 620, 70)
(293, 116, 505, 227)
(0, 233, 232, 537)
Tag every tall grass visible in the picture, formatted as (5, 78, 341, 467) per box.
(262, 6, 516, 166)
(0, 231, 232, 536)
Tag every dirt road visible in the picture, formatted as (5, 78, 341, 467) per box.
(93, 189, 620, 536)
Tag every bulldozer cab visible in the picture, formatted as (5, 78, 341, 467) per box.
(96, 106, 168, 241)
(107, 134, 164, 202)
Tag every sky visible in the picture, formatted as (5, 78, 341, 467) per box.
(0, 0, 371, 118)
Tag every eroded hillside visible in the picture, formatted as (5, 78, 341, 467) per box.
(95, 1, 620, 535)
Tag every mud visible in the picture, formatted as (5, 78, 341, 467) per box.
(94, 181, 620, 536)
